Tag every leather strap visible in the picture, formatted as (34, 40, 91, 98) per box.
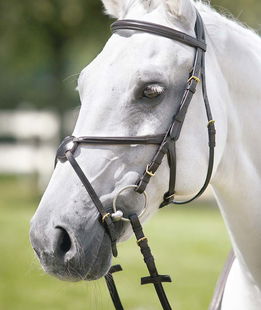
(54, 10, 222, 310)
(75, 134, 164, 145)
(56, 12, 216, 212)
(105, 265, 124, 310)
(129, 214, 172, 310)
(133, 13, 216, 207)
(65, 150, 118, 257)
(111, 19, 207, 51)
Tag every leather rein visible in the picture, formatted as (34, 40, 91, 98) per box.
(55, 12, 220, 310)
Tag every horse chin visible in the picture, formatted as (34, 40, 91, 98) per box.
(83, 234, 113, 281)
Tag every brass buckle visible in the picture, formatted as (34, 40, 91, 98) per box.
(102, 213, 111, 223)
(187, 75, 201, 83)
(146, 165, 155, 177)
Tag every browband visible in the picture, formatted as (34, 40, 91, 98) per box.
(111, 19, 207, 51)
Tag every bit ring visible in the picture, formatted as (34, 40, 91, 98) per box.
(112, 185, 148, 222)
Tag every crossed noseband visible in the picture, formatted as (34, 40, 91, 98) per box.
(55, 12, 217, 310)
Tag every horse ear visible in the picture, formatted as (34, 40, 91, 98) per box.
(102, 0, 161, 18)
(164, 0, 196, 28)
(101, 0, 122, 18)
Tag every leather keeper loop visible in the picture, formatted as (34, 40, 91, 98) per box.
(186, 80, 197, 94)
(208, 123, 216, 148)
(135, 177, 150, 194)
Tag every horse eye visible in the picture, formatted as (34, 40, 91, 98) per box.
(142, 84, 165, 99)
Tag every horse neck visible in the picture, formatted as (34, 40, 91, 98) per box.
(200, 6, 261, 290)
(202, 6, 261, 190)
(199, 4, 261, 108)
(199, 4, 261, 181)
(204, 8, 261, 210)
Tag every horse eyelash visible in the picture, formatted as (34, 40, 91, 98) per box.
(147, 85, 165, 93)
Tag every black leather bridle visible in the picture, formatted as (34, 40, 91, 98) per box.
(55, 12, 219, 310)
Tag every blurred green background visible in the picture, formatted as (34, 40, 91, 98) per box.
(0, 0, 260, 309)
(0, 175, 231, 310)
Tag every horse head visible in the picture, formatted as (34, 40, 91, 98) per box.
(30, 0, 226, 282)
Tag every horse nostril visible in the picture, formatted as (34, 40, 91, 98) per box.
(55, 227, 72, 256)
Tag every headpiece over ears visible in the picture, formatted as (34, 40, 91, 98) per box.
(102, 0, 196, 30)
(164, 0, 196, 29)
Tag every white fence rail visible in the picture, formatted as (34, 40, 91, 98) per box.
(0, 109, 214, 200)
(0, 110, 60, 189)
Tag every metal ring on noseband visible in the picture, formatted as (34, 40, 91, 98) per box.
(112, 185, 148, 222)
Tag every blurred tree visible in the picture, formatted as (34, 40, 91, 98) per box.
(0, 0, 111, 107)
(0, 0, 260, 129)
(211, 0, 260, 30)
(0, 0, 112, 135)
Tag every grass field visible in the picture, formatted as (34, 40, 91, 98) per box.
(0, 175, 230, 310)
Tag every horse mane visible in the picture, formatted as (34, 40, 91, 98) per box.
(195, 1, 260, 44)
(103, 0, 260, 49)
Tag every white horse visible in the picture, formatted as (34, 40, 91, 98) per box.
(30, 0, 261, 309)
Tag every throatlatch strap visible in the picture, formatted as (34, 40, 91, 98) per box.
(169, 14, 216, 206)
(129, 214, 172, 310)
(134, 13, 216, 206)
